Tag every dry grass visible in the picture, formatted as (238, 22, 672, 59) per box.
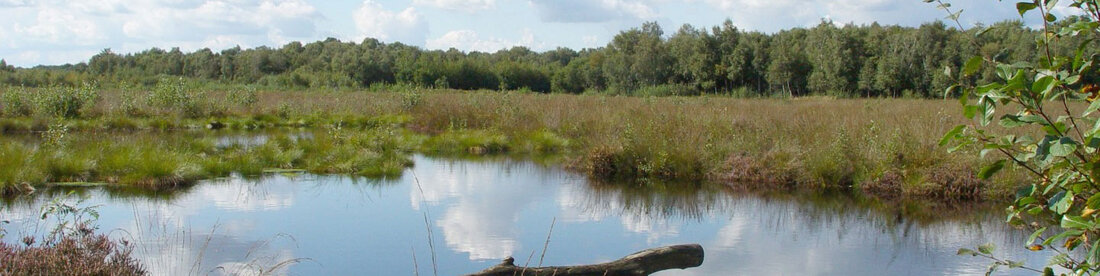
(0, 87, 1031, 201)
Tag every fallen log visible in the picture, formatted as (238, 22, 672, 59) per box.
(467, 244, 704, 276)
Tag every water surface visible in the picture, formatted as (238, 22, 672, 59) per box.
(1, 155, 1054, 275)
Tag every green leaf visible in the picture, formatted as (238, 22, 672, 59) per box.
(1016, 2, 1038, 16)
(964, 105, 979, 119)
(940, 125, 966, 146)
(1045, 0, 1059, 11)
(1088, 193, 1100, 209)
(1083, 99, 1100, 117)
(1050, 136, 1079, 157)
(999, 114, 1043, 128)
(1061, 215, 1094, 230)
(947, 9, 963, 21)
(1007, 260, 1024, 269)
(957, 248, 977, 256)
(979, 100, 996, 126)
(1044, 230, 1084, 246)
(1036, 135, 1055, 161)
(964, 56, 983, 77)
(976, 26, 994, 37)
(978, 160, 1006, 180)
(1044, 267, 1055, 276)
(1049, 190, 1072, 214)
(1032, 75, 1057, 99)
(978, 243, 995, 254)
(944, 84, 959, 98)
(1017, 184, 1036, 199)
(1028, 227, 1047, 244)
(1066, 74, 1081, 85)
(1017, 196, 1038, 207)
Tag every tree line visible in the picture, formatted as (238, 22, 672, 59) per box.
(0, 18, 1094, 97)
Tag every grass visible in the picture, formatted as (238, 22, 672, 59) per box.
(0, 85, 1029, 202)
(0, 126, 418, 195)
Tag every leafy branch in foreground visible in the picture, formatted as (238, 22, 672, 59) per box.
(938, 0, 1100, 274)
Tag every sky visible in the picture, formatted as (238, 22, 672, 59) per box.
(0, 0, 1083, 67)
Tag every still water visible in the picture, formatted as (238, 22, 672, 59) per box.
(1, 155, 1055, 275)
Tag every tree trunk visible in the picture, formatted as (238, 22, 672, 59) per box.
(466, 244, 704, 276)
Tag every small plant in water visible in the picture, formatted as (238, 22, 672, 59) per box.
(1, 192, 145, 275)
(41, 121, 70, 147)
(39, 192, 102, 242)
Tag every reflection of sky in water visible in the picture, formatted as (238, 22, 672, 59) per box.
(0, 155, 1057, 275)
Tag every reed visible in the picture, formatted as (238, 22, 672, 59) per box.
(0, 85, 1028, 201)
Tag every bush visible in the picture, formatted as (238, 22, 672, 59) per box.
(937, 0, 1100, 274)
(148, 78, 204, 117)
(30, 83, 99, 118)
(0, 226, 146, 276)
(226, 86, 258, 107)
(0, 86, 32, 116)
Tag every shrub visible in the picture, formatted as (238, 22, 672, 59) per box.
(227, 86, 258, 107)
(30, 83, 99, 118)
(937, 0, 1100, 274)
(0, 226, 146, 276)
(148, 78, 203, 118)
(0, 86, 32, 116)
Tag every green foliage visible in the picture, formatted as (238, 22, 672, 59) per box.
(7, 15, 1080, 98)
(938, 0, 1100, 274)
(0, 86, 32, 116)
(29, 83, 99, 118)
(148, 78, 204, 117)
(226, 86, 258, 107)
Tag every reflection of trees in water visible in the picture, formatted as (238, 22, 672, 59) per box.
(573, 179, 1032, 248)
(578, 179, 733, 222)
(748, 190, 1031, 246)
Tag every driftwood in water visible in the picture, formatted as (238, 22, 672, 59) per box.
(467, 244, 704, 276)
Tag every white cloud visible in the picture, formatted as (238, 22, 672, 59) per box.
(696, 0, 1074, 32)
(529, 0, 657, 23)
(15, 6, 106, 45)
(0, 0, 1082, 67)
(582, 35, 599, 48)
(426, 29, 543, 53)
(353, 1, 429, 45)
(414, 0, 496, 13)
(0, 0, 30, 7)
(0, 0, 322, 66)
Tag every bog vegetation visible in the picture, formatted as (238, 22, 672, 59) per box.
(2, 1, 1098, 275)
(0, 83, 1026, 204)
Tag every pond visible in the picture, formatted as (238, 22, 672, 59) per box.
(1, 155, 1055, 275)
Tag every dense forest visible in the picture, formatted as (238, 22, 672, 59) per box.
(0, 18, 1095, 98)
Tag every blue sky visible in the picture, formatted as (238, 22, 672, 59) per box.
(0, 0, 1078, 67)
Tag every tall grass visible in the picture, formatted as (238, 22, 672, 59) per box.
(0, 85, 1026, 201)
(0, 125, 420, 193)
